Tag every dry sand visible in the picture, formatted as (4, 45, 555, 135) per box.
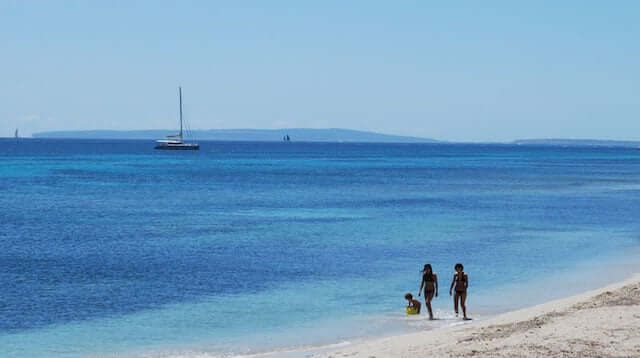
(307, 274, 640, 358)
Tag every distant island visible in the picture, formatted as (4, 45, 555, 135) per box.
(26, 131, 640, 147)
(513, 139, 640, 148)
(32, 128, 440, 143)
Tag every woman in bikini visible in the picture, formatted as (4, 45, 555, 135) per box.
(449, 263, 469, 320)
(418, 264, 438, 320)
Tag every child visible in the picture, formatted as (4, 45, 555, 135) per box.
(404, 293, 421, 315)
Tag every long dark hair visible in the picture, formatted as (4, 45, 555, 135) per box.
(422, 264, 433, 281)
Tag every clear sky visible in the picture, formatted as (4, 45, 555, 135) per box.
(1, 1, 639, 141)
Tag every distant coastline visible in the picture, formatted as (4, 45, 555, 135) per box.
(32, 128, 439, 143)
(513, 138, 640, 148)
(25, 129, 640, 147)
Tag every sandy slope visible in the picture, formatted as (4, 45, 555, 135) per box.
(309, 274, 640, 358)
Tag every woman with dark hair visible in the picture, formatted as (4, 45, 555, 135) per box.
(418, 264, 438, 320)
(449, 263, 469, 319)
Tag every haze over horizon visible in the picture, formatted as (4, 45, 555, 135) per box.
(1, 1, 639, 141)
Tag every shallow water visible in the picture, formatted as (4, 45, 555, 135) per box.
(1, 139, 639, 357)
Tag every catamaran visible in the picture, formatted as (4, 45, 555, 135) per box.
(155, 87, 199, 150)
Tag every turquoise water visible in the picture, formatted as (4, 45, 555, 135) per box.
(1, 139, 639, 357)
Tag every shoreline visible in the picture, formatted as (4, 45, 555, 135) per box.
(293, 273, 640, 358)
(226, 252, 640, 358)
(131, 250, 640, 358)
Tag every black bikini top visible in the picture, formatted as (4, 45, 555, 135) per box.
(423, 272, 434, 283)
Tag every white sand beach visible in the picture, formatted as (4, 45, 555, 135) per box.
(306, 274, 640, 358)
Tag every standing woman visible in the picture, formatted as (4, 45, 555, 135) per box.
(449, 263, 469, 320)
(418, 264, 438, 320)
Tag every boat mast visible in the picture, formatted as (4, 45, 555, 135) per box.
(179, 86, 183, 140)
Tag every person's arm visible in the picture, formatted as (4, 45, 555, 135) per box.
(434, 274, 439, 297)
(465, 274, 469, 290)
(419, 276, 424, 296)
(449, 274, 456, 295)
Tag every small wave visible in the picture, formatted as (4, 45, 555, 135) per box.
(232, 340, 352, 358)
(133, 341, 353, 358)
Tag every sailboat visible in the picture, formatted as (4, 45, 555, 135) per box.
(155, 87, 200, 150)
(14, 128, 19, 140)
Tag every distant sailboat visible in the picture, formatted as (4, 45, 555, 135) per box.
(283, 134, 291, 142)
(155, 87, 200, 150)
(14, 128, 19, 140)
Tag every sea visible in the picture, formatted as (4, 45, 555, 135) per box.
(1, 138, 639, 358)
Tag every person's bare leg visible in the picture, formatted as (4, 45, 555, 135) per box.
(425, 291, 434, 319)
(461, 291, 468, 319)
(453, 292, 459, 317)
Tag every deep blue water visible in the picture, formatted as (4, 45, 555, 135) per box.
(1, 139, 639, 357)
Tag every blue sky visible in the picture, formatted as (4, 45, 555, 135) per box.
(1, 1, 639, 141)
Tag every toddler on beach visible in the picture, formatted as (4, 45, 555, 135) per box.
(404, 293, 421, 315)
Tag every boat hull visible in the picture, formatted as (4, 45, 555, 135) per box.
(155, 144, 200, 150)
